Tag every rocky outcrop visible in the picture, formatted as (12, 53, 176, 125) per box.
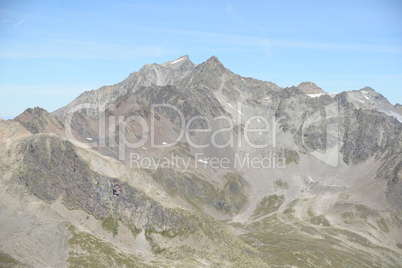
(338, 107, 402, 164)
(335, 87, 402, 122)
(395, 103, 402, 114)
(297, 81, 325, 94)
(12, 134, 266, 266)
(15, 134, 192, 228)
(15, 107, 64, 135)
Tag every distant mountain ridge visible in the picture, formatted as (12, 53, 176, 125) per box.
(54, 55, 402, 122)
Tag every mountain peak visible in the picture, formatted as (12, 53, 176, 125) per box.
(198, 55, 226, 72)
(297, 81, 325, 94)
(16, 107, 64, 134)
(358, 86, 376, 93)
(205, 55, 223, 65)
(161, 55, 195, 69)
(207, 55, 219, 61)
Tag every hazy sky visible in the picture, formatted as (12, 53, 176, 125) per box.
(1, 0, 402, 118)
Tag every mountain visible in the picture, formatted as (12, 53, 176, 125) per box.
(297, 81, 325, 94)
(1, 55, 402, 267)
(336, 86, 402, 122)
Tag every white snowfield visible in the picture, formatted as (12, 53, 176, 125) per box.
(170, 58, 185, 64)
(307, 92, 339, 98)
(306, 93, 325, 98)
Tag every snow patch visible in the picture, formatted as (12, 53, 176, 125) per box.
(86, 138, 93, 141)
(361, 91, 368, 94)
(327, 92, 339, 97)
(162, 142, 168, 145)
(307, 93, 324, 98)
(381, 110, 402, 123)
(142, 147, 147, 150)
(170, 58, 184, 64)
(307, 92, 339, 98)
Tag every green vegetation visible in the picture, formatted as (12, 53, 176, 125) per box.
(340, 205, 390, 233)
(241, 213, 395, 268)
(139, 211, 267, 266)
(144, 230, 166, 254)
(324, 228, 372, 247)
(307, 206, 315, 218)
(341, 211, 354, 224)
(127, 224, 142, 238)
(101, 215, 119, 237)
(281, 148, 300, 164)
(355, 204, 379, 219)
(67, 225, 150, 268)
(376, 217, 390, 233)
(0, 252, 26, 268)
(221, 172, 248, 213)
(310, 215, 331, 227)
(283, 199, 299, 214)
(273, 179, 289, 190)
(251, 194, 285, 219)
(150, 169, 248, 215)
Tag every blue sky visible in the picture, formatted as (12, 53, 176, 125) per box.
(1, 0, 401, 118)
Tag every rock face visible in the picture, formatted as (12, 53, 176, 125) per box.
(336, 87, 402, 122)
(297, 81, 325, 94)
(1, 55, 402, 267)
(395, 103, 402, 113)
(15, 107, 64, 134)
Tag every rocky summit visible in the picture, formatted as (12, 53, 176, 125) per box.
(1, 55, 402, 267)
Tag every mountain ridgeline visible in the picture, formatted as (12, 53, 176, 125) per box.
(1, 55, 401, 267)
